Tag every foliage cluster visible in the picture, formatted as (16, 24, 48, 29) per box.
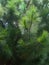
(0, 0, 49, 65)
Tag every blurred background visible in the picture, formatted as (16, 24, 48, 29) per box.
(0, 0, 49, 65)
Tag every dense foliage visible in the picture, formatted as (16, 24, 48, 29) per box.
(0, 0, 49, 65)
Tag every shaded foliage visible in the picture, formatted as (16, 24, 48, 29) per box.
(0, 0, 49, 65)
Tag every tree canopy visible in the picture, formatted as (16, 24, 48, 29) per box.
(0, 0, 49, 65)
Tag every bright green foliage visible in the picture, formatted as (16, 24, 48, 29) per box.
(37, 30, 48, 43)
(0, 0, 49, 65)
(0, 4, 4, 18)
